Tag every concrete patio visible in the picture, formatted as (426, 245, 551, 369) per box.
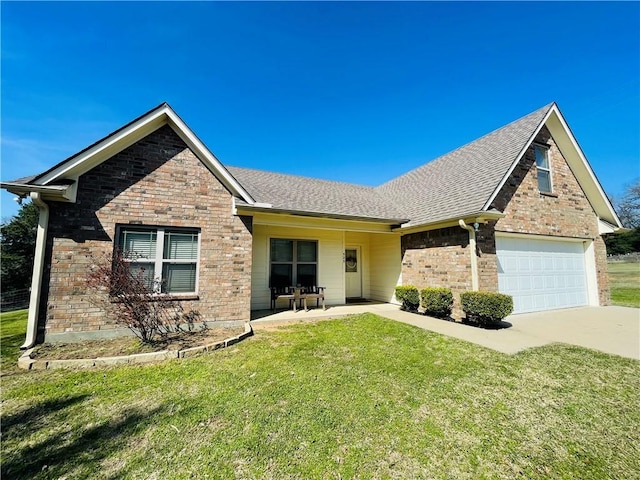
(251, 303, 640, 360)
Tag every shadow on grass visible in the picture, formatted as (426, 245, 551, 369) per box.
(1, 394, 165, 479)
(1, 394, 90, 435)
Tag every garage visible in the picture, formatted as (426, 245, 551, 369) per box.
(496, 235, 589, 314)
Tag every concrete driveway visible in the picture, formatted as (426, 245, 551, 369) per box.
(382, 305, 639, 359)
(252, 303, 639, 359)
(504, 306, 640, 359)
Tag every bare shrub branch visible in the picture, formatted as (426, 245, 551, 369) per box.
(86, 249, 200, 343)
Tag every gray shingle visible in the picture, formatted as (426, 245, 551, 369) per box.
(375, 103, 553, 227)
(4, 103, 553, 228)
(227, 166, 407, 222)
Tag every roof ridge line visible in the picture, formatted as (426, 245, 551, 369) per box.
(376, 102, 555, 190)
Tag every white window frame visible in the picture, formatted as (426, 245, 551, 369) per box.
(534, 143, 553, 193)
(117, 226, 201, 295)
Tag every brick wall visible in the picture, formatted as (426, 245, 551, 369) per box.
(487, 125, 609, 304)
(399, 124, 610, 313)
(40, 125, 253, 339)
(401, 226, 472, 317)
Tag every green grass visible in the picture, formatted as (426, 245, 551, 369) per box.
(1, 309, 28, 373)
(2, 313, 639, 479)
(608, 262, 640, 308)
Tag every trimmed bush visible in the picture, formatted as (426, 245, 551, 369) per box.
(395, 285, 420, 312)
(420, 287, 453, 318)
(460, 291, 513, 326)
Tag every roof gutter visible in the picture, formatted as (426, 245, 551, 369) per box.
(392, 210, 505, 234)
(236, 203, 409, 225)
(458, 219, 479, 291)
(21, 193, 49, 349)
(1, 182, 76, 202)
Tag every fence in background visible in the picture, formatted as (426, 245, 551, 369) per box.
(0, 288, 30, 312)
(607, 252, 640, 263)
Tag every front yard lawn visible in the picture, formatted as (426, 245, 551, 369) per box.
(608, 261, 640, 308)
(2, 312, 639, 479)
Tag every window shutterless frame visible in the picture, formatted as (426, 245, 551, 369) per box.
(533, 143, 553, 193)
(116, 225, 201, 295)
(269, 238, 318, 287)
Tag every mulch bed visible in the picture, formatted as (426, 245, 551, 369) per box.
(31, 327, 246, 361)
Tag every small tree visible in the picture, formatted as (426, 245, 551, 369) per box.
(86, 250, 199, 343)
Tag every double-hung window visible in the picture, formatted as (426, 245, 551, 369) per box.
(270, 239, 318, 287)
(534, 144, 552, 193)
(117, 226, 200, 294)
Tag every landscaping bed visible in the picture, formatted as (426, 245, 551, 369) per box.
(31, 327, 245, 361)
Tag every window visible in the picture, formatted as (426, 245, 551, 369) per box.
(534, 144, 552, 193)
(270, 239, 317, 287)
(117, 226, 199, 294)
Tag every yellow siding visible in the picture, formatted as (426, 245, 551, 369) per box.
(370, 233, 402, 303)
(251, 224, 345, 310)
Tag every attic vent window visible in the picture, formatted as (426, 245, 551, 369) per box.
(534, 144, 552, 193)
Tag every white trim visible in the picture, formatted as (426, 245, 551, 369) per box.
(1, 182, 76, 202)
(483, 104, 622, 228)
(495, 231, 591, 242)
(482, 105, 555, 210)
(598, 219, 617, 235)
(21, 193, 49, 349)
(37, 109, 167, 185)
(583, 239, 600, 306)
(546, 108, 621, 227)
(394, 210, 506, 234)
(118, 225, 201, 295)
(533, 143, 553, 193)
(33, 104, 255, 205)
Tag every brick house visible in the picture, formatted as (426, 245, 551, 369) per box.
(2, 102, 621, 347)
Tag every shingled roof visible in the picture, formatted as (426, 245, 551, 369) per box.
(376, 103, 554, 227)
(228, 166, 408, 223)
(5, 103, 566, 228)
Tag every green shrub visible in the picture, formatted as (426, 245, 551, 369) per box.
(420, 287, 453, 318)
(395, 285, 420, 312)
(460, 291, 513, 326)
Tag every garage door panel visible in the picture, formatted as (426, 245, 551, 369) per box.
(496, 236, 588, 314)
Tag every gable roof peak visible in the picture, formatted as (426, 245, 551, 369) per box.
(376, 103, 554, 227)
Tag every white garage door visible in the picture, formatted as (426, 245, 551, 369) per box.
(496, 236, 588, 314)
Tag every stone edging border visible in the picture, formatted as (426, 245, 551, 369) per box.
(17, 322, 253, 370)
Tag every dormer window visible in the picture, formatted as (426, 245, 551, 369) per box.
(534, 144, 552, 193)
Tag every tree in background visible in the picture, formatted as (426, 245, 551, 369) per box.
(614, 179, 640, 229)
(605, 179, 640, 255)
(1, 202, 38, 293)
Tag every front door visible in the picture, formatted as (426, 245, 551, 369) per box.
(345, 246, 362, 299)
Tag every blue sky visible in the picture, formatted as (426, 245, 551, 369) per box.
(1, 1, 639, 220)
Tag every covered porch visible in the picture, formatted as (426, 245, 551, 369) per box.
(248, 212, 403, 312)
(250, 300, 401, 325)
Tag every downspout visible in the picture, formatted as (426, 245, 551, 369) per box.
(458, 220, 479, 291)
(21, 192, 49, 349)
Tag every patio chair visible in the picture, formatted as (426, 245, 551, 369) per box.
(301, 286, 326, 311)
(270, 286, 297, 313)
